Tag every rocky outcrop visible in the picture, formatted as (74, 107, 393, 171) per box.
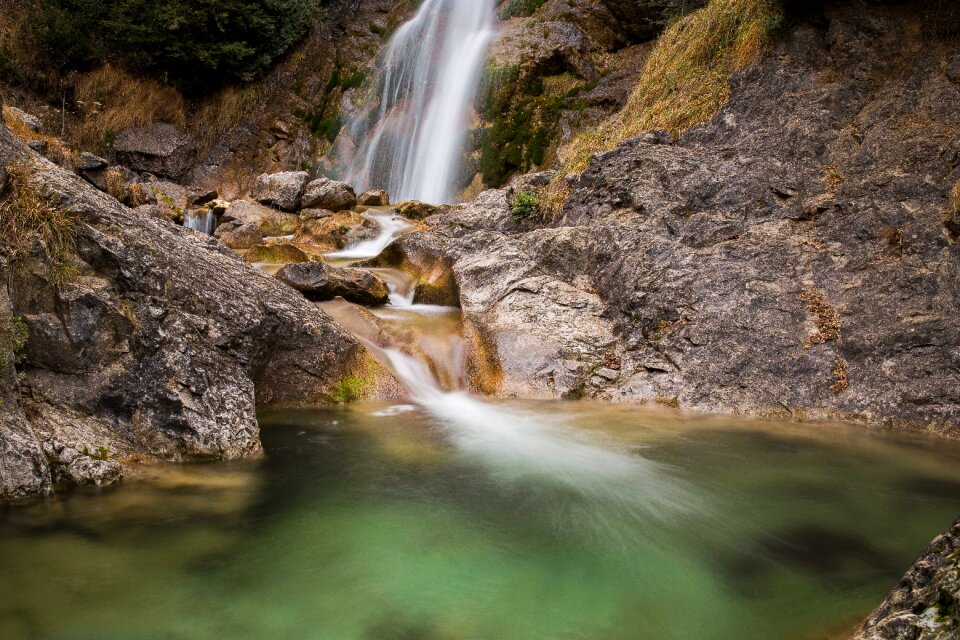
(0, 121, 382, 502)
(114, 123, 197, 179)
(276, 262, 390, 306)
(222, 199, 300, 236)
(251, 170, 309, 211)
(407, 3, 960, 433)
(301, 177, 357, 211)
(854, 518, 960, 640)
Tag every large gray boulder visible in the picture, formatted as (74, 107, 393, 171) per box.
(114, 123, 197, 179)
(276, 262, 389, 306)
(0, 120, 391, 502)
(301, 177, 357, 211)
(251, 171, 309, 211)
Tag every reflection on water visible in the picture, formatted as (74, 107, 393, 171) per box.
(1, 403, 959, 640)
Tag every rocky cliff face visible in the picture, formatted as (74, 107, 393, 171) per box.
(0, 116, 386, 502)
(388, 2, 960, 436)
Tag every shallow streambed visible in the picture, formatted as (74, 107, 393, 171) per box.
(2, 403, 959, 640)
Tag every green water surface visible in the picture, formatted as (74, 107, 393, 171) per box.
(1, 402, 958, 640)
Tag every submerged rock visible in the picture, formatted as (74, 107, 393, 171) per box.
(252, 170, 309, 211)
(301, 177, 357, 212)
(276, 262, 389, 306)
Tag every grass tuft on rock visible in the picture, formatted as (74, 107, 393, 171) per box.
(544, 0, 782, 217)
(0, 162, 77, 278)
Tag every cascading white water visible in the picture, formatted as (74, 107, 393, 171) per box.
(325, 211, 413, 260)
(184, 210, 216, 235)
(379, 347, 696, 533)
(342, 0, 497, 204)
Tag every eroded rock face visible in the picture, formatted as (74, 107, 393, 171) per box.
(223, 199, 300, 236)
(410, 4, 960, 433)
(854, 518, 960, 640)
(114, 123, 197, 179)
(0, 123, 378, 502)
(301, 177, 357, 211)
(275, 262, 389, 306)
(252, 171, 309, 211)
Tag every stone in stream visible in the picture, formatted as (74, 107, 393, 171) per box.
(222, 199, 300, 236)
(275, 262, 390, 306)
(251, 171, 310, 211)
(301, 177, 357, 212)
(394, 200, 439, 220)
(215, 221, 263, 250)
(357, 189, 390, 206)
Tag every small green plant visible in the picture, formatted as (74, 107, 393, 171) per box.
(512, 191, 539, 220)
(1, 315, 29, 365)
(81, 446, 110, 460)
(330, 376, 365, 404)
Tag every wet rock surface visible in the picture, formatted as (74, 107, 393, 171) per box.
(413, 4, 960, 433)
(854, 517, 960, 640)
(0, 124, 376, 501)
(276, 262, 390, 306)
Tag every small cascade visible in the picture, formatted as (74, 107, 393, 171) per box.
(325, 211, 413, 260)
(184, 210, 216, 235)
(340, 0, 497, 203)
(317, 207, 694, 531)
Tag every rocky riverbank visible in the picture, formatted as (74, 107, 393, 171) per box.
(0, 110, 399, 501)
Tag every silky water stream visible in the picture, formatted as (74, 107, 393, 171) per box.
(3, 212, 960, 640)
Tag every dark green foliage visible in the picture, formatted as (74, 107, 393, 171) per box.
(27, 0, 108, 73)
(479, 81, 585, 187)
(512, 191, 538, 220)
(498, 0, 547, 19)
(24, 0, 318, 95)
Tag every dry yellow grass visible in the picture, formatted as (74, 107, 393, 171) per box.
(3, 106, 78, 169)
(543, 0, 782, 217)
(948, 179, 960, 224)
(73, 65, 186, 151)
(71, 65, 254, 158)
(0, 162, 77, 272)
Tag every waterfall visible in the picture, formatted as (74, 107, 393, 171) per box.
(184, 210, 215, 234)
(342, 0, 497, 204)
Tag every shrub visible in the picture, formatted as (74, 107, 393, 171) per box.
(512, 191, 539, 220)
(22, 0, 318, 95)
